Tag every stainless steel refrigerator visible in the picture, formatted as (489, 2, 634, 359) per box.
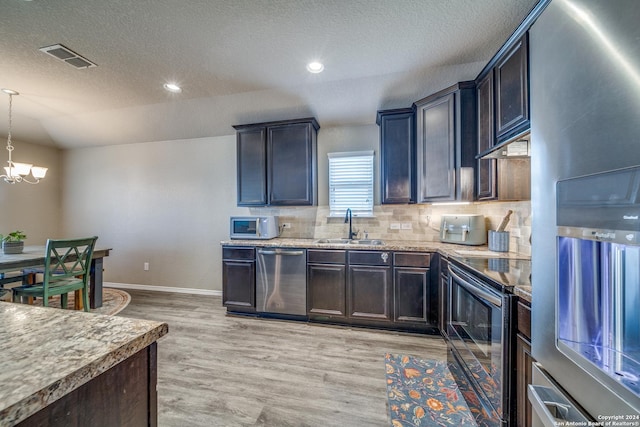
(530, 0, 640, 423)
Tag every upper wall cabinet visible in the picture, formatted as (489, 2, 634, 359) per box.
(234, 118, 319, 207)
(495, 34, 529, 141)
(413, 82, 477, 203)
(377, 108, 415, 204)
(477, 70, 498, 200)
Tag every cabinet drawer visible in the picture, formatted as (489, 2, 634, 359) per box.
(222, 247, 255, 261)
(394, 252, 431, 267)
(517, 299, 532, 340)
(308, 249, 346, 264)
(348, 251, 391, 266)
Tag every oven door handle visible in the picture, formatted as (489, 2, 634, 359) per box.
(449, 267, 502, 307)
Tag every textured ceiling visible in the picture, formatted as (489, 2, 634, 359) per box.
(0, 0, 538, 148)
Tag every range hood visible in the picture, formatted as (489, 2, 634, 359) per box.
(477, 131, 531, 159)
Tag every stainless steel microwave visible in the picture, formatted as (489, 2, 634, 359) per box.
(230, 216, 279, 240)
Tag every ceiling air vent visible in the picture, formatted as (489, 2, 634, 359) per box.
(39, 44, 97, 69)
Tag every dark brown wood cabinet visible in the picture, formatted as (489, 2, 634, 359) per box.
(476, 70, 498, 200)
(18, 344, 159, 427)
(234, 118, 319, 207)
(222, 247, 256, 313)
(414, 82, 477, 203)
(377, 108, 415, 204)
(307, 250, 347, 319)
(347, 251, 392, 323)
(516, 299, 533, 427)
(393, 252, 433, 328)
(496, 34, 529, 141)
(236, 127, 267, 206)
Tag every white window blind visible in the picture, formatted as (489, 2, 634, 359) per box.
(328, 151, 374, 217)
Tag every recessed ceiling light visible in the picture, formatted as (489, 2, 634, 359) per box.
(163, 83, 182, 93)
(306, 62, 324, 73)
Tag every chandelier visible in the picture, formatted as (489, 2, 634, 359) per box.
(0, 89, 47, 184)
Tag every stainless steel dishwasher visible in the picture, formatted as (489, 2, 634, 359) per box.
(256, 248, 307, 316)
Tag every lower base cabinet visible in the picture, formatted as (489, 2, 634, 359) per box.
(347, 251, 392, 324)
(222, 247, 256, 313)
(307, 250, 347, 319)
(516, 299, 534, 427)
(224, 245, 439, 333)
(348, 264, 392, 322)
(18, 344, 159, 427)
(393, 252, 437, 331)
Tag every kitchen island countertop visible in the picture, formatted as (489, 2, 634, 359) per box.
(0, 302, 168, 426)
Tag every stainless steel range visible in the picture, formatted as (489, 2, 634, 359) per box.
(446, 257, 523, 426)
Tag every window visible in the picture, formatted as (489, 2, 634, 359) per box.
(328, 151, 374, 217)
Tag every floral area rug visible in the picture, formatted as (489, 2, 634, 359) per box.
(385, 353, 476, 427)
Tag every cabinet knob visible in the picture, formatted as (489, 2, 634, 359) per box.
(381, 252, 389, 262)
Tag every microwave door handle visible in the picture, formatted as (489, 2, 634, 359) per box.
(448, 267, 502, 307)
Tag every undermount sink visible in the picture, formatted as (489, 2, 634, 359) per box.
(313, 238, 385, 246)
(349, 239, 385, 245)
(313, 238, 350, 244)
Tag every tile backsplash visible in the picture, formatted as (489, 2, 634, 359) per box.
(250, 200, 531, 256)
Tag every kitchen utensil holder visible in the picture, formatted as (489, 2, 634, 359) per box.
(489, 230, 509, 252)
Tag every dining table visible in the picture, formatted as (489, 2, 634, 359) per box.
(0, 245, 112, 309)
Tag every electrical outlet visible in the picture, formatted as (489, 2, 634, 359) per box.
(390, 223, 401, 230)
(143, 262, 149, 271)
(401, 223, 412, 230)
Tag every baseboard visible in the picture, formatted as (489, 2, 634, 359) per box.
(104, 282, 221, 296)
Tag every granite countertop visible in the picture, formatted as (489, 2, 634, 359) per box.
(221, 238, 532, 302)
(0, 303, 168, 426)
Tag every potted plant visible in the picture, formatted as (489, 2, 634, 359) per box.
(1, 230, 27, 254)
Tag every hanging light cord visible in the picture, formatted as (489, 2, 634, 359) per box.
(6, 93, 14, 165)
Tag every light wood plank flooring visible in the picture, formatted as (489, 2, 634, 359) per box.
(118, 290, 447, 427)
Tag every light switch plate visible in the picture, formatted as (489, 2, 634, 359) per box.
(390, 223, 401, 230)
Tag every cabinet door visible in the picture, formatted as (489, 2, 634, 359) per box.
(476, 71, 497, 200)
(416, 93, 455, 202)
(379, 110, 415, 204)
(348, 265, 392, 321)
(394, 267, 428, 323)
(268, 122, 315, 205)
(222, 259, 255, 311)
(516, 333, 533, 427)
(496, 34, 529, 139)
(236, 127, 267, 206)
(307, 264, 346, 318)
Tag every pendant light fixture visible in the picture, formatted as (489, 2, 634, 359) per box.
(0, 89, 47, 184)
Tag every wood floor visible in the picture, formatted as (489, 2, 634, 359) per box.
(118, 290, 448, 427)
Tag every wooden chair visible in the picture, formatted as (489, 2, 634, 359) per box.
(0, 272, 34, 300)
(12, 236, 98, 312)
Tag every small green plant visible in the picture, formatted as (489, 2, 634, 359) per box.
(0, 230, 27, 242)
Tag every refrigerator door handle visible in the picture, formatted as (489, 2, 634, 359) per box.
(528, 384, 591, 427)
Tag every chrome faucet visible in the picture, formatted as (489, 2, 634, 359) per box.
(344, 208, 357, 240)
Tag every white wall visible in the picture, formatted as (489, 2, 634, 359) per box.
(61, 134, 251, 291)
(60, 125, 379, 292)
(316, 124, 380, 205)
(0, 140, 62, 244)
